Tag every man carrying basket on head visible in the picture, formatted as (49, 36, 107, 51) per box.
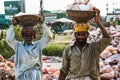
(58, 8, 111, 80)
(6, 14, 53, 80)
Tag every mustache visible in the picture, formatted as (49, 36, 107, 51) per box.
(75, 39, 87, 44)
(76, 38, 86, 41)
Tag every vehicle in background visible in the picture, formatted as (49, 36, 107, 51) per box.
(0, 14, 11, 29)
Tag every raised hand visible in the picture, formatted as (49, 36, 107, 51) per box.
(38, 14, 44, 24)
(93, 7, 100, 24)
(11, 15, 17, 26)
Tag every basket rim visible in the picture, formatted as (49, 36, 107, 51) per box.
(15, 13, 39, 17)
(66, 10, 96, 23)
(66, 10, 96, 13)
(14, 14, 40, 27)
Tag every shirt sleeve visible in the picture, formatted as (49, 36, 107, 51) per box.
(6, 25, 18, 51)
(60, 47, 70, 75)
(37, 23, 53, 50)
(97, 37, 112, 54)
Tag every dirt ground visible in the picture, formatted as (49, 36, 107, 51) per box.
(42, 34, 72, 69)
(42, 57, 62, 79)
(53, 33, 73, 43)
(42, 34, 72, 79)
(43, 62, 62, 70)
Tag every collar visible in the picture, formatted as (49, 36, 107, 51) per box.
(23, 41, 35, 46)
(71, 41, 89, 48)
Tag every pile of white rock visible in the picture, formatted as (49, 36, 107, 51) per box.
(87, 27, 120, 80)
(66, 0, 94, 11)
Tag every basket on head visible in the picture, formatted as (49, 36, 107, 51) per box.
(14, 14, 40, 27)
(66, 10, 96, 23)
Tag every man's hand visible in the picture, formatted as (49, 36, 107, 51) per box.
(93, 8, 110, 38)
(11, 15, 17, 26)
(38, 14, 44, 24)
(93, 7, 100, 24)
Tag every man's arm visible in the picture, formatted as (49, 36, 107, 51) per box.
(6, 16, 18, 51)
(58, 47, 70, 80)
(41, 23, 53, 43)
(39, 15, 53, 41)
(37, 15, 53, 49)
(58, 70, 67, 80)
(94, 8, 110, 38)
(6, 25, 18, 51)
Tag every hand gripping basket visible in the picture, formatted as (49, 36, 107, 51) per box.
(14, 14, 40, 27)
(66, 10, 96, 23)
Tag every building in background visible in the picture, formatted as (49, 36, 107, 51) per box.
(0, 0, 20, 28)
(106, 0, 120, 23)
(4, 0, 21, 19)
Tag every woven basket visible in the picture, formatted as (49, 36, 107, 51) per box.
(66, 10, 96, 23)
(15, 14, 40, 27)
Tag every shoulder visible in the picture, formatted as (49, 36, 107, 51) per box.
(64, 44, 75, 50)
(63, 44, 76, 56)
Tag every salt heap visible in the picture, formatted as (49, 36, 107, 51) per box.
(66, 0, 94, 11)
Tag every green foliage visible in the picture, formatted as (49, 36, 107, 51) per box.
(0, 25, 43, 59)
(0, 26, 22, 59)
(14, 26, 23, 41)
(43, 43, 68, 57)
(13, 26, 42, 41)
(0, 28, 14, 58)
(0, 25, 68, 59)
(0, 39, 14, 59)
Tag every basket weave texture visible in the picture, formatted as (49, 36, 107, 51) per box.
(66, 10, 95, 23)
(15, 14, 40, 27)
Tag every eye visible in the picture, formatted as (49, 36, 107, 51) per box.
(76, 33, 87, 36)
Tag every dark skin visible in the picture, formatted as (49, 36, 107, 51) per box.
(21, 27, 36, 45)
(11, 14, 44, 45)
(75, 31, 89, 52)
(93, 8, 110, 38)
(58, 8, 110, 80)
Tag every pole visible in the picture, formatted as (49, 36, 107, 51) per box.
(39, 0, 45, 21)
(21, 0, 25, 12)
(39, 0, 43, 15)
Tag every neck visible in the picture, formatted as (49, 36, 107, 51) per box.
(24, 42, 32, 45)
(75, 42, 86, 47)
(75, 42, 86, 52)
(26, 43, 32, 45)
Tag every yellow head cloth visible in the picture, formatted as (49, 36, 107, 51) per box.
(74, 22, 89, 32)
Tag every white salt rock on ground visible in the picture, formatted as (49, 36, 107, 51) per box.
(117, 43, 120, 52)
(100, 48, 112, 59)
(105, 54, 120, 63)
(100, 65, 113, 74)
(100, 71, 115, 79)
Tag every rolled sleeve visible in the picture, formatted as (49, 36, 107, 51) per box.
(98, 37, 112, 54)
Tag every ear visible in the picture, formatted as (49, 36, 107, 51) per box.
(87, 32, 89, 37)
(74, 32, 77, 37)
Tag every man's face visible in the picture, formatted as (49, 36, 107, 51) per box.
(75, 31, 89, 45)
(22, 28, 35, 44)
